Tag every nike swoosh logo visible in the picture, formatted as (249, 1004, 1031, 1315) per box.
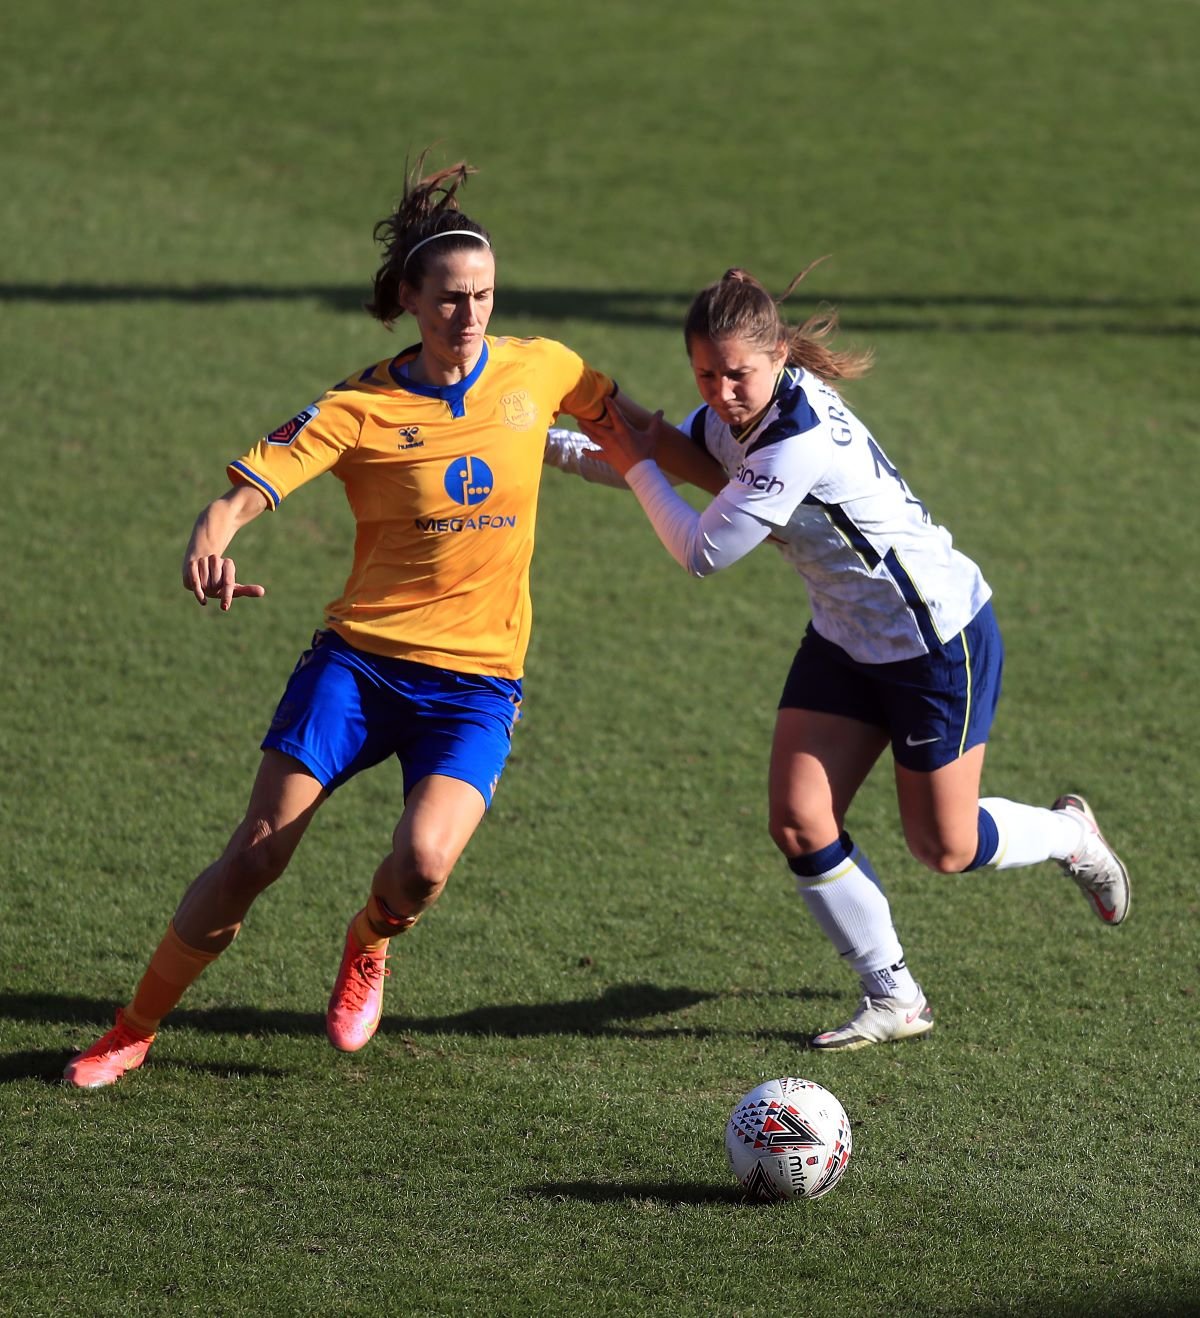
(1093, 894, 1119, 921)
(906, 1005, 927, 1024)
(905, 734, 939, 747)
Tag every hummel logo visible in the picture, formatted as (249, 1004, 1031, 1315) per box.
(905, 734, 939, 747)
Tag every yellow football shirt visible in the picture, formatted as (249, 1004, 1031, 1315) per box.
(228, 335, 614, 678)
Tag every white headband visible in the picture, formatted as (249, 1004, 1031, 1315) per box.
(403, 229, 491, 271)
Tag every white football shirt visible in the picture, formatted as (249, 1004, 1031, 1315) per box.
(628, 365, 991, 663)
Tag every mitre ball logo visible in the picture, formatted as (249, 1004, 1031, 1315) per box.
(444, 456, 494, 506)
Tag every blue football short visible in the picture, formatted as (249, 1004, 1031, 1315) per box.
(262, 630, 522, 806)
(778, 600, 1004, 771)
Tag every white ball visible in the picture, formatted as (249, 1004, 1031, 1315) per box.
(725, 1076, 853, 1201)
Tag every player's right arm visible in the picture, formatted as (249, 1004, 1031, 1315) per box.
(182, 483, 270, 610)
(542, 337, 725, 495)
(609, 397, 726, 495)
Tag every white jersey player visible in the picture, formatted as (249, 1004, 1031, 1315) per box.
(678, 364, 991, 665)
(579, 265, 1131, 1050)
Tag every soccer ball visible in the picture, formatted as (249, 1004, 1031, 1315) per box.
(725, 1077, 852, 1201)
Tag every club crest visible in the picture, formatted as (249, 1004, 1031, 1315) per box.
(500, 390, 537, 430)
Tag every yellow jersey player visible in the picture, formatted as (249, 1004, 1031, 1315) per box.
(64, 155, 719, 1088)
(229, 332, 612, 678)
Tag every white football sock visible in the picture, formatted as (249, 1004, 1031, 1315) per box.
(979, 797, 1086, 869)
(790, 836, 918, 1000)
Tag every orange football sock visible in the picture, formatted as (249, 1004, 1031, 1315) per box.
(124, 922, 222, 1036)
(352, 892, 418, 952)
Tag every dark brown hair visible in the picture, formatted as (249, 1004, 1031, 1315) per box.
(684, 261, 873, 382)
(366, 150, 492, 327)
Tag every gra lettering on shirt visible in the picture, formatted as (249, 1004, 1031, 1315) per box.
(827, 403, 854, 446)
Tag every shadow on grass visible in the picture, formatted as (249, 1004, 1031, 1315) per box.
(0, 981, 830, 1083)
(946, 1277, 1200, 1318)
(0, 1048, 291, 1085)
(524, 1180, 754, 1207)
(2, 281, 1197, 336)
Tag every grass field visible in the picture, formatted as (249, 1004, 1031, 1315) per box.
(3, 2, 1199, 1315)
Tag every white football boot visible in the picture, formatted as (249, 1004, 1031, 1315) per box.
(1052, 794, 1130, 925)
(811, 987, 933, 1051)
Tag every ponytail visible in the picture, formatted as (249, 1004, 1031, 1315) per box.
(685, 261, 872, 384)
(366, 151, 491, 327)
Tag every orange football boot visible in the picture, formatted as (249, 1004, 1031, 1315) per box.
(63, 1009, 155, 1088)
(326, 922, 390, 1052)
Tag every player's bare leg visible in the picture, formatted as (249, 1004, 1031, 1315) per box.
(893, 743, 988, 875)
(801, 747, 987, 1051)
(897, 750, 1129, 923)
(64, 752, 325, 1088)
(768, 711, 930, 1049)
(768, 709, 887, 858)
(174, 752, 327, 951)
(327, 774, 487, 1052)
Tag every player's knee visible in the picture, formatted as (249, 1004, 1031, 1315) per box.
(768, 809, 829, 859)
(906, 835, 976, 874)
(387, 838, 455, 907)
(223, 817, 292, 893)
(400, 869, 445, 908)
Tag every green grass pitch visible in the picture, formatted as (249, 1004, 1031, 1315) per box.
(2, 2, 1198, 1314)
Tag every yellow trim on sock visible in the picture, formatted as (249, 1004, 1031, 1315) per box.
(795, 856, 859, 889)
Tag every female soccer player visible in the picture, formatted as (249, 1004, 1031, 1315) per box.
(63, 158, 715, 1089)
(580, 266, 1131, 1050)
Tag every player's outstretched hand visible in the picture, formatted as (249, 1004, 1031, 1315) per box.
(184, 554, 266, 611)
(579, 406, 661, 477)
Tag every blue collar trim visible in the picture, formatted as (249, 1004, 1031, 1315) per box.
(388, 341, 489, 419)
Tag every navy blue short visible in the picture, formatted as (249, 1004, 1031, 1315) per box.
(778, 601, 1004, 771)
(262, 630, 522, 806)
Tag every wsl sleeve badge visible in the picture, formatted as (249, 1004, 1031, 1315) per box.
(725, 1077, 852, 1201)
(265, 404, 320, 446)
